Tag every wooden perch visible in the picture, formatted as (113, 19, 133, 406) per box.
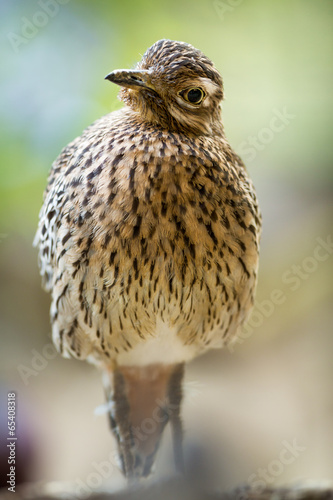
(2, 478, 332, 500)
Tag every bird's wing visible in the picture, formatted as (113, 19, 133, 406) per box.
(34, 109, 110, 291)
(33, 135, 85, 292)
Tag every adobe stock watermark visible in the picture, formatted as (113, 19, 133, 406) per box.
(213, 0, 244, 21)
(17, 342, 58, 385)
(75, 451, 120, 497)
(229, 235, 333, 352)
(7, 0, 70, 54)
(237, 107, 296, 163)
(247, 439, 306, 493)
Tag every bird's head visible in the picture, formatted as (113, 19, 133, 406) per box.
(105, 39, 224, 136)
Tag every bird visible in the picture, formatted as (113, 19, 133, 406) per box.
(34, 39, 261, 479)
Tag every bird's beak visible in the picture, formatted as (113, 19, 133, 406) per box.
(105, 69, 156, 92)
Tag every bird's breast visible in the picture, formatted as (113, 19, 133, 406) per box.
(50, 116, 260, 362)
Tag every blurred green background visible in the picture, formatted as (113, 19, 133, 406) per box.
(0, 0, 332, 492)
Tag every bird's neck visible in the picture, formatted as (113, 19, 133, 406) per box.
(122, 105, 225, 140)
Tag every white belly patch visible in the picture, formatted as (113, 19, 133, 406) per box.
(116, 318, 199, 366)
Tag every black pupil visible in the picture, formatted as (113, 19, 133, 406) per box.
(187, 88, 202, 103)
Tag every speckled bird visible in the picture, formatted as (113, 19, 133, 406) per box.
(34, 39, 261, 478)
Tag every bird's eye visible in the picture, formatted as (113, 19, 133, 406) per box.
(180, 87, 206, 105)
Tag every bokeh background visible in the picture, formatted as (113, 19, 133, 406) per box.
(1, 0, 332, 493)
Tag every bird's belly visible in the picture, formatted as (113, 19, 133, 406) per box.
(51, 241, 255, 363)
(84, 260, 248, 365)
(115, 318, 199, 366)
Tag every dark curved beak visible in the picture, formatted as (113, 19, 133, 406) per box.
(105, 69, 156, 92)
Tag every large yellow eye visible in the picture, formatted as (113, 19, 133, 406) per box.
(180, 87, 206, 105)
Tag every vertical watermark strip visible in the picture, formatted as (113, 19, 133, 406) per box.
(7, 392, 17, 493)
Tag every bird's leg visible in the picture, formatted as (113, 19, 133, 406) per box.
(113, 369, 136, 476)
(103, 363, 185, 479)
(103, 367, 135, 476)
(167, 363, 185, 475)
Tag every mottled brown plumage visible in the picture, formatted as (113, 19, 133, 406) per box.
(34, 39, 261, 478)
